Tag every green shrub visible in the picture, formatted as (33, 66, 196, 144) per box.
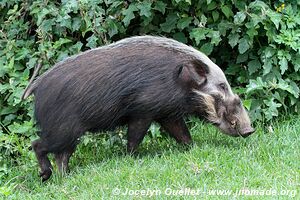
(0, 0, 299, 164)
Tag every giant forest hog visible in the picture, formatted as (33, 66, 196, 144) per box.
(23, 36, 255, 181)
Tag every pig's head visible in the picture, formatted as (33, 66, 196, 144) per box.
(179, 59, 255, 138)
(197, 91, 255, 137)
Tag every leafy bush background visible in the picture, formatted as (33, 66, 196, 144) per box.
(0, 0, 299, 167)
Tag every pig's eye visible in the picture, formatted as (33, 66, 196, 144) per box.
(230, 120, 236, 127)
(219, 83, 227, 91)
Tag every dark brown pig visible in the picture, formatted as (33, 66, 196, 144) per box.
(22, 36, 255, 181)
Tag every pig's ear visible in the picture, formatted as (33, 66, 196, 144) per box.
(178, 60, 208, 87)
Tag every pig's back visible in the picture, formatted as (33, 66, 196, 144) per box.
(33, 36, 190, 132)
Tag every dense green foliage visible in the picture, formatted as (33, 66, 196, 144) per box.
(0, 0, 299, 181)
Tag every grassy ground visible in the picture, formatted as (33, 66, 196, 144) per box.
(1, 117, 299, 199)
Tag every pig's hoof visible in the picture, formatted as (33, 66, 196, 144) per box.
(39, 169, 52, 182)
(179, 140, 193, 150)
(127, 149, 138, 156)
(180, 138, 193, 145)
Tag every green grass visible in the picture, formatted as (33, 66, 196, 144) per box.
(1, 117, 300, 199)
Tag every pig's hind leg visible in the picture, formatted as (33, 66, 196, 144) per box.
(127, 118, 152, 153)
(32, 139, 53, 182)
(54, 145, 76, 175)
(158, 118, 192, 145)
(34, 124, 83, 181)
(51, 128, 82, 175)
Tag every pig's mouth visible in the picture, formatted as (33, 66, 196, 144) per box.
(212, 122, 220, 126)
(213, 122, 255, 138)
(234, 126, 255, 138)
(239, 127, 255, 138)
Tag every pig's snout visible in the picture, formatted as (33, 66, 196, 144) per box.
(240, 127, 255, 138)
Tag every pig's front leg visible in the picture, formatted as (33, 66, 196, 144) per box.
(127, 118, 152, 153)
(158, 118, 192, 145)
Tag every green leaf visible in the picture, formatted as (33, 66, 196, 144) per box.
(82, 15, 92, 36)
(189, 28, 208, 45)
(292, 56, 300, 72)
(106, 19, 118, 37)
(72, 17, 82, 31)
(207, 1, 217, 11)
(177, 17, 192, 30)
(122, 4, 138, 27)
(0, 84, 10, 94)
(69, 42, 83, 54)
(208, 31, 221, 45)
(53, 38, 72, 49)
(7, 4, 18, 15)
(263, 47, 276, 59)
(279, 57, 288, 75)
(200, 43, 213, 55)
(64, 0, 79, 12)
(8, 58, 14, 69)
(236, 53, 248, 63)
(8, 121, 33, 134)
(15, 48, 30, 61)
(263, 98, 281, 121)
(0, 107, 18, 116)
(221, 5, 233, 18)
(246, 77, 266, 93)
(277, 79, 299, 98)
(137, 1, 152, 18)
(86, 34, 98, 48)
(200, 14, 207, 26)
(248, 1, 268, 10)
(262, 61, 273, 76)
(40, 19, 53, 32)
(173, 32, 187, 44)
(247, 59, 261, 75)
(185, 0, 191, 5)
(2, 114, 17, 126)
(225, 64, 241, 75)
(57, 14, 72, 29)
(37, 8, 51, 26)
(153, 1, 166, 14)
(160, 13, 178, 33)
(212, 11, 219, 22)
(243, 99, 252, 110)
(217, 21, 231, 36)
(267, 11, 282, 29)
(273, 91, 286, 108)
(234, 12, 246, 24)
(27, 58, 38, 70)
(238, 37, 250, 54)
(246, 28, 258, 39)
(149, 123, 161, 138)
(228, 33, 239, 48)
(290, 81, 300, 98)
